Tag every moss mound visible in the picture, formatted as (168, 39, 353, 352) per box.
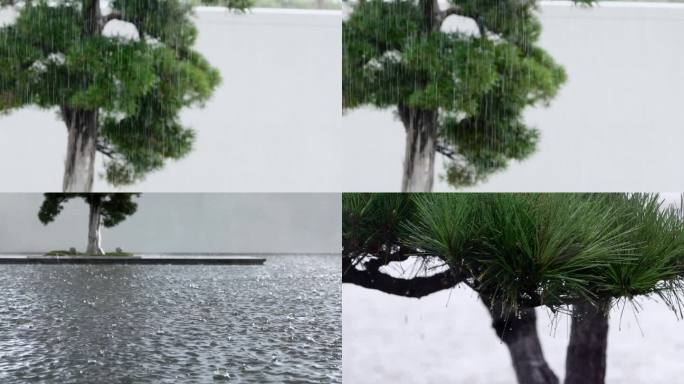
(44, 250, 133, 256)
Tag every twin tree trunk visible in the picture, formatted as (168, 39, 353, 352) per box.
(484, 297, 609, 384)
(86, 196, 104, 255)
(565, 300, 609, 384)
(484, 298, 559, 384)
(398, 105, 438, 192)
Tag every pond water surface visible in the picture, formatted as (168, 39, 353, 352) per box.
(0, 255, 341, 383)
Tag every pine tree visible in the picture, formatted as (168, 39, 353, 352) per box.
(38, 193, 139, 255)
(343, 0, 594, 191)
(0, 0, 249, 191)
(342, 193, 684, 384)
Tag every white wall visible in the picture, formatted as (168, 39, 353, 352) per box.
(0, 193, 341, 253)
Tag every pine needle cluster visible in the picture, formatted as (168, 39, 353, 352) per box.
(343, 193, 684, 314)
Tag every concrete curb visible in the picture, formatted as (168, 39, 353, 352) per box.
(0, 255, 266, 265)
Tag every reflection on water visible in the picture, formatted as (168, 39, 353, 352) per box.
(0, 255, 341, 383)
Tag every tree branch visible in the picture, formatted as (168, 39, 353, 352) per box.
(436, 141, 457, 160)
(83, 0, 103, 36)
(474, 15, 487, 39)
(102, 11, 122, 25)
(342, 256, 464, 298)
(437, 6, 463, 26)
(343, 252, 557, 308)
(96, 138, 116, 159)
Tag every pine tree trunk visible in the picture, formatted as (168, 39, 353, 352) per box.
(86, 197, 104, 255)
(60, 1, 102, 192)
(398, 105, 438, 192)
(62, 107, 98, 192)
(483, 298, 559, 384)
(564, 300, 609, 384)
(396, 0, 439, 192)
(83, 0, 102, 36)
(419, 0, 439, 32)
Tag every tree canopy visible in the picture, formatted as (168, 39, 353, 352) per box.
(39, 193, 139, 227)
(343, 0, 594, 187)
(0, 0, 248, 185)
(343, 193, 684, 314)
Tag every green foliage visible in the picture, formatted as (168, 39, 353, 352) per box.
(0, 0, 236, 185)
(0, 0, 264, 7)
(342, 193, 414, 257)
(343, 0, 591, 187)
(38, 193, 69, 224)
(44, 248, 133, 256)
(343, 193, 684, 312)
(100, 47, 219, 184)
(602, 195, 684, 303)
(112, 0, 199, 48)
(44, 249, 79, 256)
(38, 193, 139, 228)
(198, 0, 253, 11)
(97, 193, 139, 227)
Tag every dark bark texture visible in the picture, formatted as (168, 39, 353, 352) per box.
(484, 298, 559, 384)
(419, 0, 439, 32)
(342, 256, 463, 298)
(564, 300, 609, 384)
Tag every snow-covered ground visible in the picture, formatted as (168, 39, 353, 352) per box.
(342, 2, 684, 192)
(343, 283, 684, 383)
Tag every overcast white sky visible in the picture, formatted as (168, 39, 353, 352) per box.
(0, 194, 341, 254)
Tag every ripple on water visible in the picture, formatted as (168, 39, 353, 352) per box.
(0, 255, 341, 384)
